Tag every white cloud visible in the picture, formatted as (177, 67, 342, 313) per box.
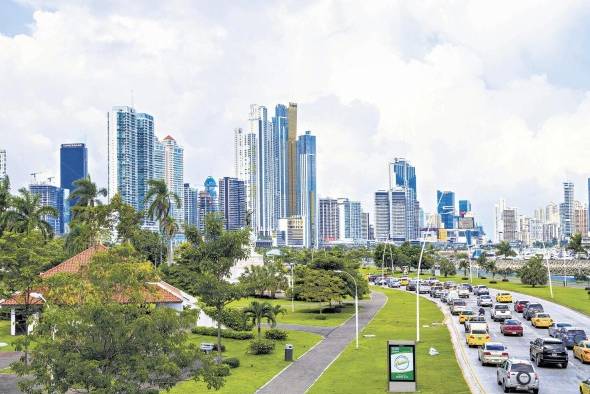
(2, 0, 590, 233)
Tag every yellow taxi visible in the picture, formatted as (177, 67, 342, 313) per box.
(495, 292, 512, 303)
(574, 341, 590, 363)
(400, 277, 409, 286)
(459, 310, 475, 324)
(580, 378, 590, 394)
(466, 325, 490, 347)
(531, 312, 553, 328)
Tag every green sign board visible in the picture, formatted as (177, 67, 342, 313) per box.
(388, 344, 415, 382)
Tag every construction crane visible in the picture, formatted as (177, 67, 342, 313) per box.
(47, 176, 55, 184)
(30, 172, 42, 184)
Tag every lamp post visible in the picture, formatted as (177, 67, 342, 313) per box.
(335, 270, 359, 349)
(542, 242, 554, 299)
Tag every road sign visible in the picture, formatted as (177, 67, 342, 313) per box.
(388, 340, 416, 392)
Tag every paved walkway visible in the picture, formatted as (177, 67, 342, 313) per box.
(257, 291, 387, 394)
(0, 352, 22, 394)
(274, 323, 334, 337)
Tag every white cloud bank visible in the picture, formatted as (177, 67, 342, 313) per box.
(2, 0, 590, 232)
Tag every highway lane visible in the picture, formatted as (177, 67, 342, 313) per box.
(424, 285, 590, 394)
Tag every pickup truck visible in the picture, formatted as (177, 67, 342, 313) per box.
(491, 304, 512, 321)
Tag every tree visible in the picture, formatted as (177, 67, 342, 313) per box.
(145, 179, 181, 265)
(567, 233, 586, 256)
(498, 267, 513, 281)
(68, 175, 107, 209)
(296, 268, 345, 313)
(131, 228, 166, 265)
(4, 188, 58, 239)
(0, 175, 10, 235)
(11, 246, 224, 392)
(439, 258, 456, 277)
(496, 241, 516, 259)
(484, 260, 498, 279)
(458, 258, 470, 277)
(519, 256, 548, 287)
(65, 204, 112, 254)
(110, 193, 142, 244)
(243, 301, 278, 338)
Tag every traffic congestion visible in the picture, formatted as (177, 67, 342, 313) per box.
(370, 275, 590, 393)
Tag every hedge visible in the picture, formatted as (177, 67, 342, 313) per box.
(191, 326, 254, 340)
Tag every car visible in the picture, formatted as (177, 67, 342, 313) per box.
(548, 322, 573, 337)
(580, 377, 590, 394)
(495, 292, 513, 303)
(496, 359, 539, 394)
(523, 303, 544, 321)
(500, 319, 524, 337)
(477, 295, 493, 307)
(446, 290, 459, 304)
(406, 280, 417, 291)
(531, 313, 553, 328)
(417, 283, 431, 294)
(529, 337, 568, 368)
(430, 286, 443, 298)
(478, 342, 509, 366)
(473, 285, 486, 295)
(443, 281, 456, 289)
(464, 316, 487, 332)
(399, 277, 409, 286)
(514, 300, 530, 313)
(459, 309, 475, 324)
(387, 279, 401, 288)
(466, 326, 491, 347)
(573, 340, 590, 363)
(556, 327, 587, 349)
(491, 304, 512, 322)
(458, 288, 470, 298)
(451, 299, 468, 315)
(460, 283, 473, 292)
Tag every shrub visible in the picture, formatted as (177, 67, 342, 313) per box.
(222, 357, 240, 369)
(265, 329, 288, 341)
(502, 279, 509, 282)
(212, 343, 226, 352)
(461, 277, 469, 280)
(204, 307, 254, 331)
(191, 326, 254, 340)
(213, 364, 231, 377)
(480, 276, 487, 279)
(314, 315, 327, 320)
(249, 339, 275, 355)
(489, 280, 497, 284)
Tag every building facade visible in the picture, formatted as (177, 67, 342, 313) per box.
(183, 183, 198, 227)
(391, 158, 419, 240)
(374, 190, 390, 241)
(458, 200, 471, 217)
(297, 131, 318, 248)
(219, 177, 247, 231)
(287, 103, 298, 217)
(108, 106, 138, 209)
(272, 104, 289, 221)
(0, 149, 6, 179)
(29, 183, 66, 236)
(136, 113, 155, 212)
(59, 143, 88, 210)
(319, 198, 339, 244)
(437, 190, 455, 229)
(560, 181, 574, 240)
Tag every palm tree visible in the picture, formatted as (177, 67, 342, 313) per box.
(270, 304, 287, 325)
(161, 215, 179, 265)
(496, 241, 516, 259)
(4, 188, 58, 239)
(145, 179, 181, 265)
(458, 259, 470, 277)
(69, 175, 107, 207)
(0, 175, 11, 233)
(243, 301, 278, 338)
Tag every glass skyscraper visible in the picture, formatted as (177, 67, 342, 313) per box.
(437, 190, 456, 229)
(297, 131, 317, 248)
(136, 113, 154, 212)
(29, 183, 66, 235)
(183, 183, 198, 227)
(272, 104, 289, 220)
(389, 158, 419, 240)
(458, 200, 471, 217)
(60, 143, 88, 209)
(108, 106, 138, 209)
(219, 177, 247, 230)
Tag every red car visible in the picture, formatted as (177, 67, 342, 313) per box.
(514, 300, 530, 313)
(500, 319, 523, 336)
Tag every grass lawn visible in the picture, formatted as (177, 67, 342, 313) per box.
(0, 320, 16, 352)
(169, 328, 322, 394)
(229, 297, 356, 327)
(308, 287, 470, 394)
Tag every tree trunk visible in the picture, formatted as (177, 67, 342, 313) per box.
(216, 310, 222, 364)
(168, 238, 173, 265)
(257, 321, 261, 339)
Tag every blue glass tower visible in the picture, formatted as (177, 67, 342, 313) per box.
(458, 200, 471, 217)
(60, 143, 88, 207)
(391, 158, 419, 240)
(29, 183, 66, 235)
(297, 131, 317, 248)
(437, 190, 455, 229)
(272, 104, 289, 220)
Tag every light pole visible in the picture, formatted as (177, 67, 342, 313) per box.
(542, 241, 554, 298)
(335, 270, 359, 349)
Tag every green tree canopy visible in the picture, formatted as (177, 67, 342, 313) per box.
(519, 255, 548, 287)
(4, 188, 58, 239)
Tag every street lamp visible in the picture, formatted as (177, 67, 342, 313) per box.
(335, 270, 359, 349)
(542, 241, 554, 298)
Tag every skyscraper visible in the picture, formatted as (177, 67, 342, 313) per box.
(287, 102, 298, 216)
(337, 198, 362, 241)
(108, 106, 138, 209)
(183, 183, 198, 227)
(361, 212, 370, 241)
(587, 178, 590, 234)
(458, 200, 471, 217)
(272, 104, 289, 220)
(29, 182, 66, 236)
(437, 190, 455, 229)
(234, 127, 257, 231)
(297, 131, 317, 248)
(219, 177, 247, 231)
(560, 181, 574, 239)
(159, 135, 184, 226)
(0, 149, 5, 179)
(198, 178, 218, 231)
(390, 188, 408, 241)
(390, 158, 419, 240)
(374, 190, 390, 241)
(136, 113, 155, 212)
(60, 143, 88, 209)
(319, 198, 339, 244)
(573, 200, 587, 236)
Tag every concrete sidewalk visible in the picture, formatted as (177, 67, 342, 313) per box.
(257, 291, 387, 394)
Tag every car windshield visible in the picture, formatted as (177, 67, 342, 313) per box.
(511, 363, 534, 373)
(518, 301, 529, 305)
(536, 314, 550, 318)
(528, 304, 542, 309)
(472, 329, 487, 335)
(480, 296, 491, 300)
(495, 305, 509, 310)
(453, 300, 466, 306)
(557, 323, 572, 328)
(567, 330, 586, 338)
(462, 310, 474, 315)
(504, 320, 520, 325)
(544, 342, 564, 350)
(486, 344, 505, 351)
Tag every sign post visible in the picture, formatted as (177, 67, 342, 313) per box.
(388, 340, 416, 392)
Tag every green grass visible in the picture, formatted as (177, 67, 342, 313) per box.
(169, 329, 322, 394)
(228, 297, 356, 327)
(308, 287, 470, 394)
(0, 320, 16, 352)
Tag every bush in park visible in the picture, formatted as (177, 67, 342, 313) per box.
(265, 328, 288, 341)
(222, 357, 240, 369)
(249, 339, 275, 355)
(191, 326, 254, 340)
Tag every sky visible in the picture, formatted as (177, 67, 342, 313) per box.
(2, 0, 590, 234)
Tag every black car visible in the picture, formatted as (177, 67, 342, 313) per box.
(406, 281, 417, 292)
(556, 327, 587, 349)
(529, 337, 568, 368)
(523, 303, 544, 320)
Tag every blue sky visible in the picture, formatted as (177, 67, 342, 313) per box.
(2, 1, 590, 234)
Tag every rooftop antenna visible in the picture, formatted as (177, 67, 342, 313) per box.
(30, 172, 41, 184)
(47, 176, 55, 184)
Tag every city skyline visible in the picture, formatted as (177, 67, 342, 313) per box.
(4, 2, 590, 233)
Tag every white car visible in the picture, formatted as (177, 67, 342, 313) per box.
(450, 299, 468, 315)
(491, 304, 512, 322)
(478, 342, 509, 366)
(477, 295, 493, 307)
(458, 288, 470, 298)
(496, 359, 539, 394)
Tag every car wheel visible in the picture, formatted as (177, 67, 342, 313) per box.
(532, 390, 538, 394)
(503, 380, 510, 393)
(562, 362, 568, 369)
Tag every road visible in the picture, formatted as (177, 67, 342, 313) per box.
(427, 286, 590, 393)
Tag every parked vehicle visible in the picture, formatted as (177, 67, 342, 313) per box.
(556, 327, 587, 349)
(514, 300, 530, 313)
(491, 304, 512, 322)
(548, 322, 573, 337)
(531, 313, 553, 329)
(495, 292, 513, 303)
(466, 326, 491, 347)
(523, 303, 544, 321)
(478, 342, 509, 366)
(465, 316, 487, 332)
(573, 340, 590, 363)
(458, 309, 475, 324)
(500, 319, 524, 337)
(451, 299, 468, 315)
(529, 337, 568, 368)
(477, 295, 493, 307)
(496, 359, 539, 394)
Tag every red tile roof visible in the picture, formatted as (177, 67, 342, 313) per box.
(40, 244, 108, 279)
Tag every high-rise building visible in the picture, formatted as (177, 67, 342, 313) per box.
(587, 178, 590, 234)
(234, 127, 257, 231)
(60, 143, 88, 209)
(219, 177, 247, 231)
(183, 183, 198, 227)
(361, 212, 370, 241)
(160, 136, 184, 226)
(29, 182, 66, 236)
(337, 198, 362, 241)
(458, 200, 471, 217)
(0, 149, 6, 179)
(272, 104, 289, 220)
(297, 131, 317, 248)
(374, 190, 390, 241)
(319, 198, 339, 244)
(198, 178, 218, 231)
(391, 158, 419, 239)
(437, 190, 455, 229)
(573, 200, 588, 236)
(560, 181, 574, 240)
(390, 188, 408, 241)
(502, 207, 519, 242)
(136, 113, 154, 212)
(108, 106, 138, 209)
(287, 103, 298, 217)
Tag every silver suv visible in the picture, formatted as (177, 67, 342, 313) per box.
(496, 359, 539, 394)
